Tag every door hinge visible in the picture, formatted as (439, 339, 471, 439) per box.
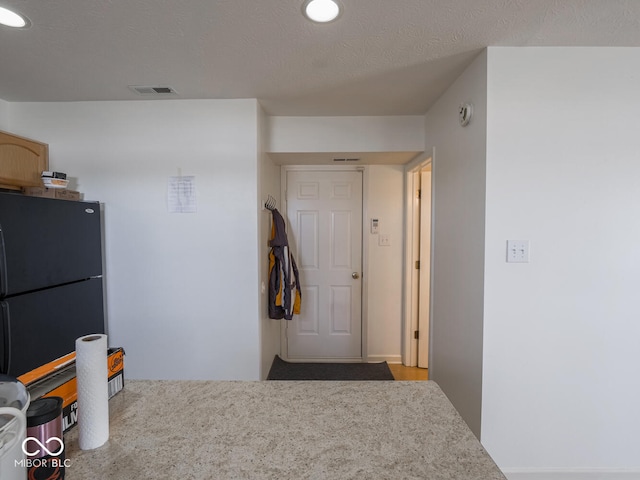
(414, 330, 419, 340)
(415, 260, 420, 270)
(416, 189, 421, 199)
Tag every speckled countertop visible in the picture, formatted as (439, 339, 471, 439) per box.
(63, 380, 505, 480)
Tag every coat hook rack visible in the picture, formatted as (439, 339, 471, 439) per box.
(264, 195, 276, 211)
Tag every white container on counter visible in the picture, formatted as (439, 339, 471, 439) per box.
(0, 376, 30, 480)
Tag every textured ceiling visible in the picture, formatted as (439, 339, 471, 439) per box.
(0, 0, 639, 116)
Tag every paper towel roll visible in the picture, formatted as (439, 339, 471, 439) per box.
(75, 334, 109, 450)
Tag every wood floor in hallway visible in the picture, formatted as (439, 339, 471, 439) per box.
(388, 364, 429, 381)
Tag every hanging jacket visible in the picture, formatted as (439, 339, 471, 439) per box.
(268, 208, 302, 320)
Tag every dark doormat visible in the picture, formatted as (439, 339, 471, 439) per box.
(266, 355, 395, 381)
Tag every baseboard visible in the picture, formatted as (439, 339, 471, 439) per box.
(281, 355, 402, 364)
(503, 468, 640, 480)
(367, 355, 402, 364)
(282, 357, 362, 363)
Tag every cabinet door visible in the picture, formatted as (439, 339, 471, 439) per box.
(0, 130, 49, 190)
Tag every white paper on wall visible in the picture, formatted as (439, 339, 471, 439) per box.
(168, 175, 197, 213)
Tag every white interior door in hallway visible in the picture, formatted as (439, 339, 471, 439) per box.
(404, 159, 432, 369)
(418, 169, 431, 368)
(283, 168, 363, 361)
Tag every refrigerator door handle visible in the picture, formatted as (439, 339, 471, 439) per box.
(0, 223, 7, 297)
(0, 302, 10, 374)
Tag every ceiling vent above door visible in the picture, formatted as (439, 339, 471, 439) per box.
(129, 85, 178, 96)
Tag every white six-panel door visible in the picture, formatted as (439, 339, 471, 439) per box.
(418, 169, 431, 368)
(284, 169, 363, 360)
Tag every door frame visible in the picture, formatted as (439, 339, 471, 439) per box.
(279, 164, 369, 363)
(402, 150, 434, 366)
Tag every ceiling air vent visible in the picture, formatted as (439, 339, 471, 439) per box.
(129, 85, 178, 96)
(333, 158, 360, 162)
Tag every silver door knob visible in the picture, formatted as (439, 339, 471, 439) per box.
(352, 272, 360, 279)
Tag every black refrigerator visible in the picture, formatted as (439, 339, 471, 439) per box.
(0, 191, 105, 377)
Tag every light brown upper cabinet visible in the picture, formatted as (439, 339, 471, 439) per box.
(0, 130, 49, 191)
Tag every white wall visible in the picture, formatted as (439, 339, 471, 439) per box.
(365, 165, 405, 363)
(0, 99, 9, 130)
(269, 116, 425, 153)
(483, 48, 640, 476)
(424, 51, 488, 438)
(258, 105, 282, 379)
(9, 99, 262, 380)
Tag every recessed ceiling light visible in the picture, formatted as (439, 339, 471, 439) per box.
(0, 6, 29, 28)
(303, 0, 341, 23)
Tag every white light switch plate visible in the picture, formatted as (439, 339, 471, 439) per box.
(507, 240, 529, 263)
